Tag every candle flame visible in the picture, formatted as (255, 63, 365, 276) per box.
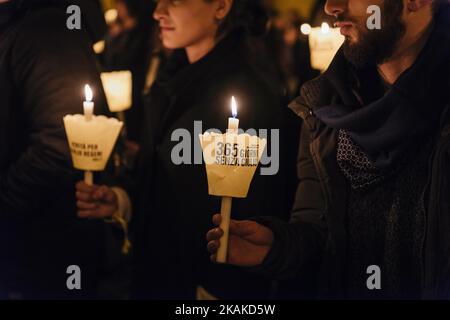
(321, 22, 330, 34)
(300, 23, 312, 35)
(84, 84, 93, 102)
(231, 96, 238, 118)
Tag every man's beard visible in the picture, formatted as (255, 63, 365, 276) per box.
(341, 0, 406, 68)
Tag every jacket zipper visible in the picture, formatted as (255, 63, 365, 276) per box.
(419, 146, 434, 295)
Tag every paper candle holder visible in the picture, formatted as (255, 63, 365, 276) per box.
(309, 27, 345, 72)
(63, 114, 123, 171)
(199, 132, 267, 198)
(101, 71, 133, 113)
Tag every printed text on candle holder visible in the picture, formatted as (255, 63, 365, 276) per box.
(170, 121, 279, 176)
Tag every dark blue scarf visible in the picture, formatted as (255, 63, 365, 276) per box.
(315, 2, 450, 170)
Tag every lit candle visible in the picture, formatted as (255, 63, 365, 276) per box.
(83, 84, 94, 122)
(100, 71, 132, 113)
(227, 96, 239, 133)
(83, 84, 94, 185)
(300, 23, 312, 35)
(321, 22, 330, 34)
(217, 96, 239, 263)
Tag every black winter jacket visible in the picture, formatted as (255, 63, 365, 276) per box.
(0, 3, 110, 299)
(131, 30, 299, 299)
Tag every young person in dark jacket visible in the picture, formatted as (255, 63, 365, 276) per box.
(207, 0, 450, 299)
(101, 0, 158, 144)
(0, 0, 111, 299)
(76, 0, 297, 299)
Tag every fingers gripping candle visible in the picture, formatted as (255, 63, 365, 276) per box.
(199, 96, 267, 264)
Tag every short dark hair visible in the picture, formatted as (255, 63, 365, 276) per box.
(118, 0, 155, 23)
(210, 0, 269, 38)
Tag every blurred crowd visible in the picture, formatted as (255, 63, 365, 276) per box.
(98, 0, 319, 164)
(94, 0, 319, 299)
(0, 0, 318, 300)
(2, 0, 449, 301)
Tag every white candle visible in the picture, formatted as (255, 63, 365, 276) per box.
(83, 84, 94, 122)
(300, 23, 312, 35)
(227, 96, 239, 133)
(321, 22, 330, 34)
(83, 84, 94, 185)
(217, 96, 239, 263)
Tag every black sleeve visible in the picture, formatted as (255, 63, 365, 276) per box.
(250, 122, 328, 280)
(0, 8, 108, 217)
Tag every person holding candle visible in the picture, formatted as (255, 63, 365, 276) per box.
(76, 0, 299, 299)
(0, 0, 115, 299)
(207, 0, 450, 299)
(101, 0, 159, 146)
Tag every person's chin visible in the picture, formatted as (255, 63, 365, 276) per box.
(344, 37, 361, 53)
(345, 32, 359, 45)
(161, 38, 180, 50)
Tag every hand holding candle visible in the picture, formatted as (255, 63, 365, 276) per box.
(199, 96, 267, 264)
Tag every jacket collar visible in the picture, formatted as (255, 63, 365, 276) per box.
(293, 1, 450, 118)
(148, 30, 246, 138)
(293, 2, 450, 116)
(290, 2, 450, 169)
(156, 29, 245, 98)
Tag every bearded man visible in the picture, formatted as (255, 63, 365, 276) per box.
(207, 0, 450, 299)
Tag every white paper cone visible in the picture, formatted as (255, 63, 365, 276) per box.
(101, 71, 133, 112)
(309, 27, 345, 72)
(199, 132, 267, 198)
(63, 115, 123, 171)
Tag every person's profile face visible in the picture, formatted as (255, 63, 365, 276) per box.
(326, 0, 380, 44)
(116, 1, 132, 22)
(153, 0, 220, 50)
(325, 0, 407, 67)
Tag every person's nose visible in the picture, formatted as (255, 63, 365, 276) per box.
(153, 0, 169, 21)
(324, 0, 347, 17)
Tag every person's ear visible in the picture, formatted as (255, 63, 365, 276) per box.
(215, 0, 233, 21)
(406, 0, 433, 12)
